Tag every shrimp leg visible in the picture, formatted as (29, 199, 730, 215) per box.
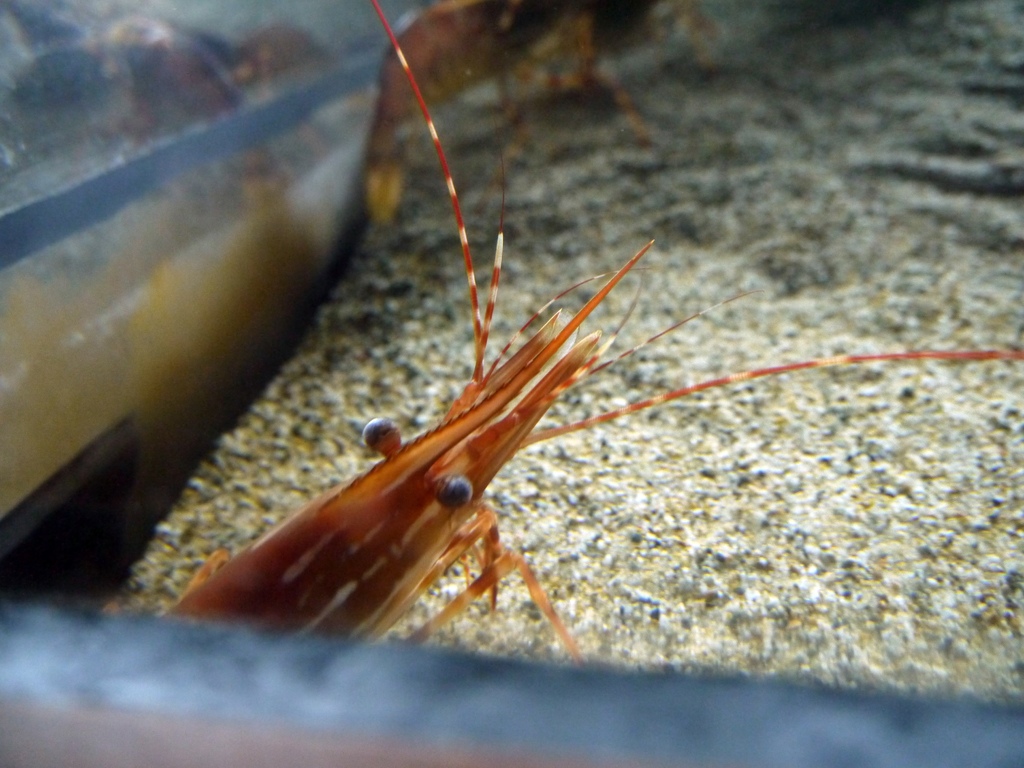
(409, 506, 582, 660)
(180, 548, 231, 597)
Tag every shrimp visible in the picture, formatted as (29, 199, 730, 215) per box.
(365, 0, 712, 222)
(168, 0, 1024, 663)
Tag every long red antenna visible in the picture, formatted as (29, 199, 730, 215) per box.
(369, 0, 486, 381)
(526, 349, 1024, 445)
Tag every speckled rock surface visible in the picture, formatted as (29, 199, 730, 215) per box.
(124, 0, 1024, 701)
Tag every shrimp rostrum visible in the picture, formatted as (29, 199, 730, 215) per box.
(170, 0, 1024, 660)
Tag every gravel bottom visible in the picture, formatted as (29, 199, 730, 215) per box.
(123, 0, 1024, 701)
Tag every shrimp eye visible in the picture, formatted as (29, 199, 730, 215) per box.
(435, 474, 473, 508)
(362, 417, 401, 456)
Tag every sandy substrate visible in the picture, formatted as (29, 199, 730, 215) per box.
(124, 0, 1024, 701)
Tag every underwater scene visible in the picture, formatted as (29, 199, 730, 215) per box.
(3, 0, 1024, 710)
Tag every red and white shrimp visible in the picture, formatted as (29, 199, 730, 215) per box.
(168, 0, 1024, 665)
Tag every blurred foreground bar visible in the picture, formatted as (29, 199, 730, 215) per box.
(0, 602, 1022, 768)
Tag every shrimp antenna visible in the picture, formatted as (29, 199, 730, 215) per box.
(526, 348, 1024, 445)
(479, 157, 506, 367)
(370, 0, 487, 382)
